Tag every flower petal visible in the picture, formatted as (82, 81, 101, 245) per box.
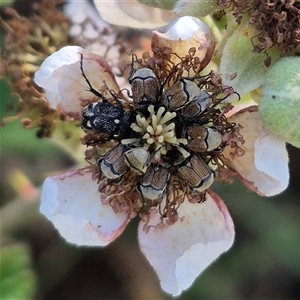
(138, 191, 234, 296)
(34, 46, 82, 110)
(254, 127, 289, 195)
(152, 16, 215, 74)
(223, 106, 289, 196)
(34, 46, 119, 116)
(40, 168, 130, 246)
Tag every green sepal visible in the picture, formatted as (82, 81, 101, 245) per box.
(259, 57, 300, 148)
(220, 20, 281, 95)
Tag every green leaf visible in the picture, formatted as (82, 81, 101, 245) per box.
(0, 0, 14, 7)
(0, 244, 37, 300)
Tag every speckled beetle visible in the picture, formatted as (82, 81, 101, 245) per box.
(163, 79, 201, 111)
(81, 102, 96, 131)
(186, 124, 223, 153)
(82, 101, 121, 133)
(138, 164, 170, 201)
(118, 110, 138, 139)
(80, 54, 137, 140)
(99, 143, 129, 179)
(177, 154, 214, 193)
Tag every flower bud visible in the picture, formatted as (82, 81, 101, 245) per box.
(259, 57, 300, 148)
(152, 16, 215, 74)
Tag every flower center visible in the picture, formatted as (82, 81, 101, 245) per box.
(125, 105, 188, 158)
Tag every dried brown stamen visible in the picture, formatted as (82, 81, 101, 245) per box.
(217, 0, 300, 56)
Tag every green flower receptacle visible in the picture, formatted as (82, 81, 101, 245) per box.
(259, 57, 300, 148)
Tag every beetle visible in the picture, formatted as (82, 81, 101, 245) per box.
(80, 53, 137, 140)
(138, 164, 170, 201)
(177, 154, 214, 193)
(185, 124, 223, 153)
(180, 90, 211, 121)
(82, 101, 122, 133)
(163, 79, 201, 111)
(99, 143, 129, 180)
(82, 100, 137, 140)
(124, 147, 150, 175)
(129, 68, 160, 114)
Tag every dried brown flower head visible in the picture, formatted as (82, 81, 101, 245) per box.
(217, 0, 300, 55)
(0, 1, 70, 136)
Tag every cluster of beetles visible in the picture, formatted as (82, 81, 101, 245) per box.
(80, 53, 235, 206)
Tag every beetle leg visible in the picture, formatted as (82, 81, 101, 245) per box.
(199, 190, 207, 203)
(79, 53, 107, 100)
(136, 183, 147, 212)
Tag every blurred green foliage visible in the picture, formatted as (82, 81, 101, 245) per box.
(0, 244, 37, 300)
(0, 0, 14, 7)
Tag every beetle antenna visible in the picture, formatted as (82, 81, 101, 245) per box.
(128, 53, 139, 83)
(159, 66, 181, 95)
(119, 88, 132, 100)
(79, 53, 108, 101)
(199, 89, 240, 116)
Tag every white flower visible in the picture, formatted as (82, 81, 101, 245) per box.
(34, 16, 290, 296)
(35, 44, 235, 296)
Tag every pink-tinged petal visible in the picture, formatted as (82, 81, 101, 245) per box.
(34, 46, 82, 109)
(152, 17, 215, 74)
(223, 106, 289, 196)
(138, 191, 234, 296)
(254, 127, 289, 195)
(40, 168, 130, 246)
(34, 46, 119, 116)
(225, 98, 258, 118)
